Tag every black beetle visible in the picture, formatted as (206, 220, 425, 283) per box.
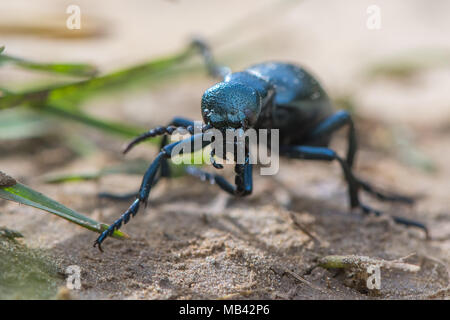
(94, 39, 427, 250)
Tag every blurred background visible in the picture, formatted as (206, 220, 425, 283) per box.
(2, 0, 450, 122)
(0, 0, 449, 299)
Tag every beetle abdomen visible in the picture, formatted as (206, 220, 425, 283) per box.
(246, 62, 329, 106)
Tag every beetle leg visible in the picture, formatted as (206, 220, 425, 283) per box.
(281, 145, 359, 207)
(158, 117, 196, 178)
(307, 110, 357, 167)
(307, 110, 415, 204)
(94, 152, 164, 251)
(96, 118, 196, 201)
(94, 133, 211, 251)
(185, 156, 253, 197)
(123, 117, 199, 154)
(280, 145, 427, 236)
(359, 203, 428, 238)
(356, 179, 415, 204)
(123, 125, 177, 154)
(98, 191, 137, 201)
(210, 148, 224, 169)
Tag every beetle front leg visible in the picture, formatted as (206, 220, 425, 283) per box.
(98, 117, 198, 201)
(123, 117, 198, 154)
(94, 133, 211, 251)
(94, 152, 165, 251)
(158, 117, 196, 178)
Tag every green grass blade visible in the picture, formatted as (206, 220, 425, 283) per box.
(0, 172, 127, 239)
(45, 50, 198, 108)
(44, 173, 102, 184)
(0, 54, 98, 77)
(44, 149, 209, 184)
(0, 44, 197, 110)
(43, 104, 151, 139)
(0, 106, 148, 144)
(0, 87, 52, 110)
(44, 160, 149, 184)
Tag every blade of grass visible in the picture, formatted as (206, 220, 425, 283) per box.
(0, 172, 127, 239)
(44, 145, 209, 184)
(0, 105, 147, 142)
(0, 44, 198, 110)
(0, 87, 52, 110)
(0, 53, 98, 77)
(43, 104, 151, 139)
(44, 146, 209, 184)
(44, 160, 150, 184)
(46, 50, 200, 108)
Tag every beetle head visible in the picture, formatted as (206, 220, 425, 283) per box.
(201, 81, 262, 131)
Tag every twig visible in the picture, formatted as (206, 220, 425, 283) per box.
(393, 252, 417, 263)
(283, 268, 328, 294)
(318, 255, 420, 273)
(288, 211, 324, 246)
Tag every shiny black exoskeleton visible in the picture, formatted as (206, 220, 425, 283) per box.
(94, 40, 427, 250)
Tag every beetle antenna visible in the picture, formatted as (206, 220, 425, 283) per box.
(191, 37, 231, 79)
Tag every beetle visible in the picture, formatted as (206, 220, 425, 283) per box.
(94, 39, 427, 251)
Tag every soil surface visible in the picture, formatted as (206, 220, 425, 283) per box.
(0, 0, 449, 299)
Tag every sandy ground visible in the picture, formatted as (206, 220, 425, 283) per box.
(0, 0, 449, 299)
